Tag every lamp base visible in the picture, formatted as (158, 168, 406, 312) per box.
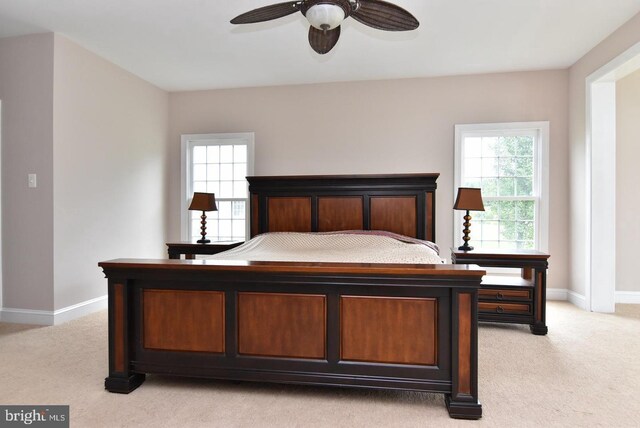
(458, 244, 473, 252)
(196, 238, 210, 244)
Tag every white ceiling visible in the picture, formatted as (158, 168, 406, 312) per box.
(1, 1, 639, 91)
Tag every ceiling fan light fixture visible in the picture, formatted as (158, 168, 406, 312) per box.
(230, 0, 419, 55)
(305, 4, 345, 31)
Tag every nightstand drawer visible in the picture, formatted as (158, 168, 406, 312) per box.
(479, 288, 532, 301)
(478, 302, 531, 315)
(451, 247, 549, 334)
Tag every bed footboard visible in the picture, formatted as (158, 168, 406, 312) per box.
(100, 259, 484, 420)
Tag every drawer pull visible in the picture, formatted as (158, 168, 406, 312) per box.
(496, 306, 505, 314)
(496, 292, 504, 300)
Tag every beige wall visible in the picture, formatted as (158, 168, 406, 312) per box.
(12, 11, 640, 312)
(616, 68, 640, 293)
(569, 12, 640, 297)
(52, 35, 169, 310)
(0, 33, 169, 316)
(0, 34, 55, 311)
(169, 70, 570, 290)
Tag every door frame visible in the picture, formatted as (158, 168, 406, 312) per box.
(585, 41, 640, 312)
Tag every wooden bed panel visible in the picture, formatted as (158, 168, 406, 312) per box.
(251, 194, 259, 237)
(248, 174, 438, 241)
(143, 290, 225, 353)
(238, 292, 326, 359)
(340, 296, 437, 365)
(426, 192, 434, 242)
(457, 293, 472, 395)
(102, 261, 484, 419)
(267, 197, 312, 232)
(317, 196, 364, 232)
(369, 196, 417, 238)
(113, 283, 126, 372)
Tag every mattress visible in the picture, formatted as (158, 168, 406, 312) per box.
(205, 231, 444, 264)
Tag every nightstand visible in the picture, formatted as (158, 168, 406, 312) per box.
(166, 241, 244, 259)
(451, 248, 550, 335)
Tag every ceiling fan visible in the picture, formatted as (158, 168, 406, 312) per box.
(230, 0, 419, 54)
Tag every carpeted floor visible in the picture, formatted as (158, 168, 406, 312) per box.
(1, 302, 639, 427)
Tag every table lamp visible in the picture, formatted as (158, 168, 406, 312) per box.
(453, 187, 485, 251)
(188, 192, 217, 244)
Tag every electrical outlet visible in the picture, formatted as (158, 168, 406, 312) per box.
(28, 173, 37, 188)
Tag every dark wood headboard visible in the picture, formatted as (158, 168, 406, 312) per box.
(247, 174, 439, 242)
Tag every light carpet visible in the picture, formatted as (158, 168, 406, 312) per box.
(1, 302, 639, 427)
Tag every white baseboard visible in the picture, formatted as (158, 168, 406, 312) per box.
(542, 288, 589, 310)
(547, 290, 639, 309)
(0, 307, 55, 325)
(545, 288, 587, 309)
(52, 295, 108, 325)
(567, 290, 587, 310)
(615, 291, 640, 304)
(0, 295, 107, 326)
(546, 288, 568, 301)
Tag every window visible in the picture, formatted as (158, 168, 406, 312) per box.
(181, 133, 255, 242)
(454, 122, 549, 251)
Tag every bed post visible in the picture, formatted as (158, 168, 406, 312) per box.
(446, 289, 482, 419)
(104, 278, 145, 393)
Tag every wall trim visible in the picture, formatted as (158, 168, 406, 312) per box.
(567, 290, 588, 310)
(53, 295, 108, 325)
(548, 289, 639, 308)
(615, 291, 640, 304)
(585, 40, 640, 314)
(0, 307, 54, 325)
(0, 295, 107, 325)
(546, 288, 568, 301)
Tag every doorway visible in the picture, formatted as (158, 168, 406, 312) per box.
(586, 42, 640, 312)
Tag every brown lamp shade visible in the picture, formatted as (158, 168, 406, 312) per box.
(453, 188, 485, 211)
(188, 192, 218, 212)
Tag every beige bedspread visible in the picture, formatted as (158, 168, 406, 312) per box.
(205, 232, 444, 264)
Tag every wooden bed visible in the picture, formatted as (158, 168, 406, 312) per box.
(99, 174, 484, 419)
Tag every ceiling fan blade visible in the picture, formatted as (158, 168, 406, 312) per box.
(351, 0, 419, 31)
(308, 26, 341, 54)
(230, 2, 300, 24)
